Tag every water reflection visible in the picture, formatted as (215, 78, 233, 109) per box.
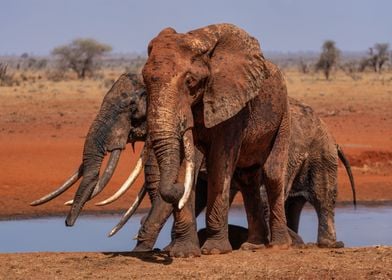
(0, 206, 391, 253)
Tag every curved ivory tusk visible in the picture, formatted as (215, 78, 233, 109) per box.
(30, 164, 83, 206)
(64, 150, 122, 206)
(178, 129, 195, 210)
(108, 184, 147, 237)
(64, 199, 73, 206)
(95, 149, 144, 206)
(91, 149, 122, 198)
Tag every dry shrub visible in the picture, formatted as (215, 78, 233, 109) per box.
(102, 78, 115, 89)
(340, 61, 362, 80)
(45, 68, 67, 82)
(0, 63, 19, 86)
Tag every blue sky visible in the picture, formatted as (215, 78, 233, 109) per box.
(0, 0, 391, 55)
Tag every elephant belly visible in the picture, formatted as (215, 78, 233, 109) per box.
(236, 132, 275, 168)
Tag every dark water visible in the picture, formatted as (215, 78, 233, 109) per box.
(0, 206, 391, 253)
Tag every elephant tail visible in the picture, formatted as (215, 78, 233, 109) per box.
(337, 144, 357, 208)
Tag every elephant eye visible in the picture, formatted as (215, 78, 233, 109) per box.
(185, 74, 198, 91)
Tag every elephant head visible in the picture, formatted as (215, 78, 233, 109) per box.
(31, 73, 148, 226)
(142, 23, 268, 206)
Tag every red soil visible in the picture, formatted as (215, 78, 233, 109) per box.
(0, 73, 391, 219)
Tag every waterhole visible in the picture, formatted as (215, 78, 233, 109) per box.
(0, 206, 391, 253)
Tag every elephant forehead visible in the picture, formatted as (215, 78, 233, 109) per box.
(144, 52, 190, 85)
(103, 75, 134, 101)
(150, 32, 183, 52)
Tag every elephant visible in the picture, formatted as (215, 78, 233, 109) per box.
(31, 71, 356, 256)
(29, 72, 211, 254)
(29, 73, 200, 254)
(142, 23, 291, 255)
(286, 98, 356, 247)
(30, 73, 148, 221)
(129, 98, 356, 251)
(236, 97, 356, 248)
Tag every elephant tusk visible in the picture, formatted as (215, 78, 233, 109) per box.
(65, 150, 123, 206)
(95, 147, 144, 206)
(178, 129, 195, 210)
(90, 149, 122, 198)
(30, 164, 83, 206)
(108, 184, 147, 237)
(64, 199, 73, 206)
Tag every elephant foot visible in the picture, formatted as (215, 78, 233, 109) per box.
(132, 241, 154, 252)
(201, 238, 232, 255)
(318, 240, 344, 248)
(168, 240, 201, 258)
(198, 225, 248, 250)
(288, 228, 305, 247)
(163, 240, 174, 252)
(240, 242, 266, 251)
(268, 227, 292, 249)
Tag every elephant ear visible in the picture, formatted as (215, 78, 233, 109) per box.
(188, 24, 268, 128)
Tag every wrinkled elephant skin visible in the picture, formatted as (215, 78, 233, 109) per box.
(143, 23, 292, 255)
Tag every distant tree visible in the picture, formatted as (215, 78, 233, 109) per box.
(360, 43, 389, 73)
(298, 58, 310, 74)
(52, 38, 112, 79)
(315, 40, 340, 80)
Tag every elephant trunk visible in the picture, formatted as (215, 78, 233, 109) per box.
(148, 82, 184, 205)
(65, 109, 121, 226)
(153, 135, 183, 204)
(65, 141, 104, 226)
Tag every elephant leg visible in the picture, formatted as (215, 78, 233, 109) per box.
(134, 151, 173, 252)
(201, 132, 241, 255)
(263, 114, 291, 248)
(133, 195, 173, 252)
(165, 175, 208, 253)
(195, 176, 208, 217)
(285, 196, 307, 233)
(310, 168, 343, 248)
(287, 227, 305, 246)
(235, 170, 269, 250)
(167, 150, 205, 257)
(259, 184, 271, 242)
(169, 187, 201, 257)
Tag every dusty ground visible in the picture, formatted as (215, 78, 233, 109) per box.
(1, 247, 391, 279)
(0, 69, 391, 278)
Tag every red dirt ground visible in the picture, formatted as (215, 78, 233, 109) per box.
(1, 247, 391, 279)
(0, 72, 392, 219)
